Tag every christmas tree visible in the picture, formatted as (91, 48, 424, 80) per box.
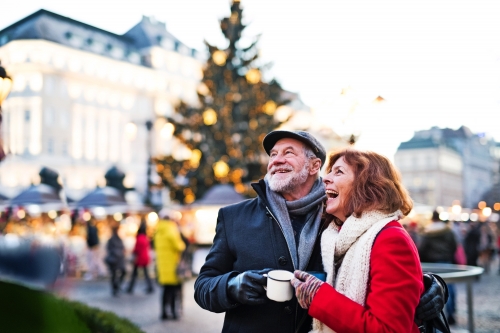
(153, 0, 289, 204)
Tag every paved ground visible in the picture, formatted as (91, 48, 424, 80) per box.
(56, 258, 500, 333)
(57, 277, 224, 333)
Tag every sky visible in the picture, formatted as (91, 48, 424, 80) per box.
(2, 0, 500, 158)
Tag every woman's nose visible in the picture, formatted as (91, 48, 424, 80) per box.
(323, 173, 332, 184)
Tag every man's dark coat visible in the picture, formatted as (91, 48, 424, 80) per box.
(194, 180, 326, 333)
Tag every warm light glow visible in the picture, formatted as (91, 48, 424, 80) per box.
(461, 213, 469, 221)
(213, 160, 230, 178)
(82, 211, 91, 221)
(451, 204, 462, 215)
(0, 76, 13, 103)
(48, 210, 58, 219)
(113, 212, 123, 221)
(203, 108, 217, 125)
(245, 68, 261, 84)
(197, 83, 210, 96)
(275, 105, 293, 122)
(494, 203, 500, 211)
(470, 213, 479, 222)
(27, 205, 41, 216)
(93, 207, 106, 218)
(212, 50, 227, 66)
(439, 212, 449, 221)
(262, 101, 277, 115)
(125, 122, 138, 141)
(478, 201, 487, 209)
(190, 149, 202, 168)
(161, 122, 175, 139)
(234, 183, 246, 193)
(482, 207, 492, 217)
(147, 212, 159, 223)
(17, 209, 26, 219)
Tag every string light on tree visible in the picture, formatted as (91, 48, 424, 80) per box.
(245, 68, 261, 84)
(212, 50, 227, 66)
(203, 108, 218, 125)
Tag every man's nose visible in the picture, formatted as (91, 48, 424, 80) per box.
(270, 154, 286, 165)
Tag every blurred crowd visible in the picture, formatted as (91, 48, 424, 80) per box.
(0, 208, 194, 320)
(403, 210, 499, 326)
(404, 212, 499, 273)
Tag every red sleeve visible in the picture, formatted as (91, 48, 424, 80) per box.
(309, 222, 424, 333)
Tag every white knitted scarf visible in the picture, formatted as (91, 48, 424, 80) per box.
(310, 210, 402, 333)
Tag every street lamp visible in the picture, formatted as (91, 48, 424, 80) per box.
(145, 120, 153, 206)
(0, 61, 13, 162)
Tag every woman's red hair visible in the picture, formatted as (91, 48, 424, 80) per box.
(325, 148, 413, 220)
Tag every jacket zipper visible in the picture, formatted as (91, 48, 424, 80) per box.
(264, 205, 296, 270)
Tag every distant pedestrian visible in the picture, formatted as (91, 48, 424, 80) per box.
(478, 223, 495, 273)
(84, 217, 106, 280)
(154, 210, 186, 320)
(464, 221, 481, 267)
(126, 220, 154, 294)
(105, 223, 126, 297)
(406, 220, 420, 247)
(418, 211, 457, 325)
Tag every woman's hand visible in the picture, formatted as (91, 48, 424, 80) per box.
(291, 270, 324, 309)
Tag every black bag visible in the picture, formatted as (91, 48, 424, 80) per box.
(418, 273, 451, 333)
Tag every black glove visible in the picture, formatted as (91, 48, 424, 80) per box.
(415, 273, 448, 321)
(227, 268, 271, 305)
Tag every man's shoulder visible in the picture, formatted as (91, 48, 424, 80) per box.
(221, 197, 260, 212)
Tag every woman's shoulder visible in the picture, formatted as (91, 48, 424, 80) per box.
(375, 221, 413, 246)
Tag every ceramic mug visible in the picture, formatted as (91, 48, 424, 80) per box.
(264, 270, 294, 302)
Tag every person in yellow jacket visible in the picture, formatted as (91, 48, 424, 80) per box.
(154, 210, 186, 320)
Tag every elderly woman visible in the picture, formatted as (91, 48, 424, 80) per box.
(292, 149, 424, 332)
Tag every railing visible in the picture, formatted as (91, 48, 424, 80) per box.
(421, 263, 484, 333)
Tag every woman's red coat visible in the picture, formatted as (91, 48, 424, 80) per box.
(309, 221, 424, 332)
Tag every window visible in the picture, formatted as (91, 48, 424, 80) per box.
(24, 110, 30, 122)
(44, 107, 54, 126)
(62, 141, 68, 155)
(47, 139, 54, 154)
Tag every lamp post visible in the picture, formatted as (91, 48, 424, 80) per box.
(145, 120, 153, 206)
(0, 61, 13, 162)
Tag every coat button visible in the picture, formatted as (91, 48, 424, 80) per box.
(284, 306, 292, 314)
(278, 256, 288, 266)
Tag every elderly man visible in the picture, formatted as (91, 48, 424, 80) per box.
(194, 130, 444, 333)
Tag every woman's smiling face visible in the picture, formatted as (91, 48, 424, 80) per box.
(323, 156, 355, 222)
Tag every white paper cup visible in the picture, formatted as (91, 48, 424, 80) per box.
(264, 270, 294, 302)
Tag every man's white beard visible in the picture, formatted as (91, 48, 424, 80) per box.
(267, 161, 310, 195)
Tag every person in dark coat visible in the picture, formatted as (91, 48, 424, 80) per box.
(105, 223, 126, 297)
(418, 211, 457, 325)
(464, 221, 481, 267)
(194, 130, 447, 333)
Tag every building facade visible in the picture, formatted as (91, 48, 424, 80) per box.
(0, 10, 204, 202)
(395, 126, 498, 209)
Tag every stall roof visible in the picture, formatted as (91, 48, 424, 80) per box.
(193, 184, 246, 206)
(9, 184, 62, 205)
(75, 186, 127, 207)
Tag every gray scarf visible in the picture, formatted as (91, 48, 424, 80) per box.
(265, 177, 326, 270)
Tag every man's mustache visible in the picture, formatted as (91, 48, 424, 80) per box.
(269, 165, 293, 174)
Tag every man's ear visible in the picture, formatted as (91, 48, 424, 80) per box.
(309, 158, 322, 175)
